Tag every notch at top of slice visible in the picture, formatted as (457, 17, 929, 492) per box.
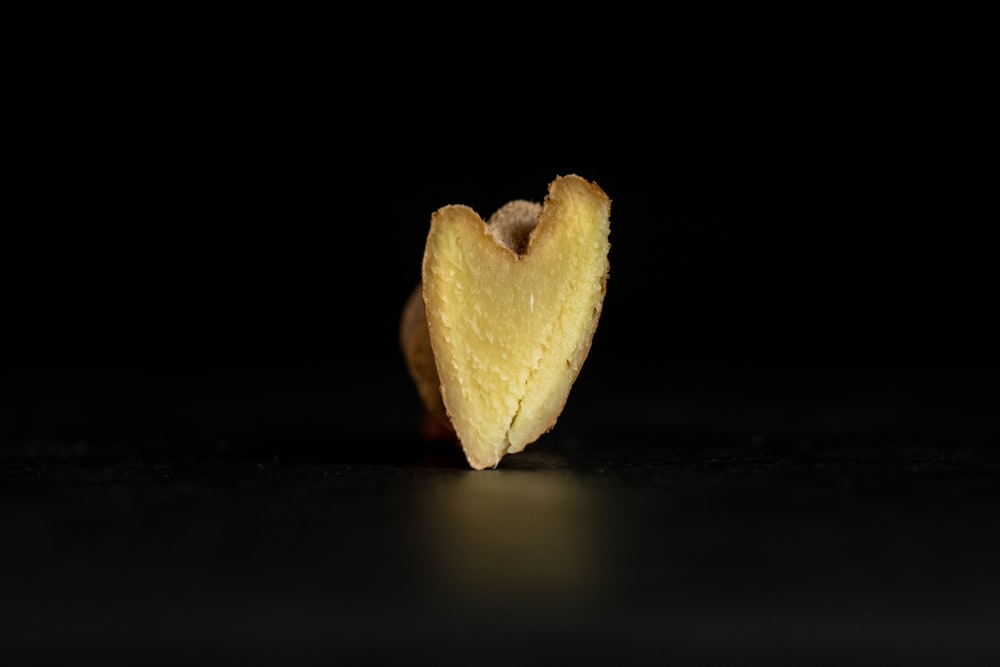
(420, 174, 611, 469)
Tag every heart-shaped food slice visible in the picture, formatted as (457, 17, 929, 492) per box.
(418, 174, 611, 469)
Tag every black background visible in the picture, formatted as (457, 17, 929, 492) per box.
(5, 39, 995, 448)
(3, 14, 998, 665)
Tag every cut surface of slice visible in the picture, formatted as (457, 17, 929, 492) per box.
(421, 174, 611, 469)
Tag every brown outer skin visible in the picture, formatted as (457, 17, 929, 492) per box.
(399, 285, 450, 432)
(411, 174, 611, 470)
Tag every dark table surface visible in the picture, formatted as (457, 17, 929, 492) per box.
(3, 365, 999, 666)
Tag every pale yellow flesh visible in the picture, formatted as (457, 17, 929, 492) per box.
(422, 175, 611, 469)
